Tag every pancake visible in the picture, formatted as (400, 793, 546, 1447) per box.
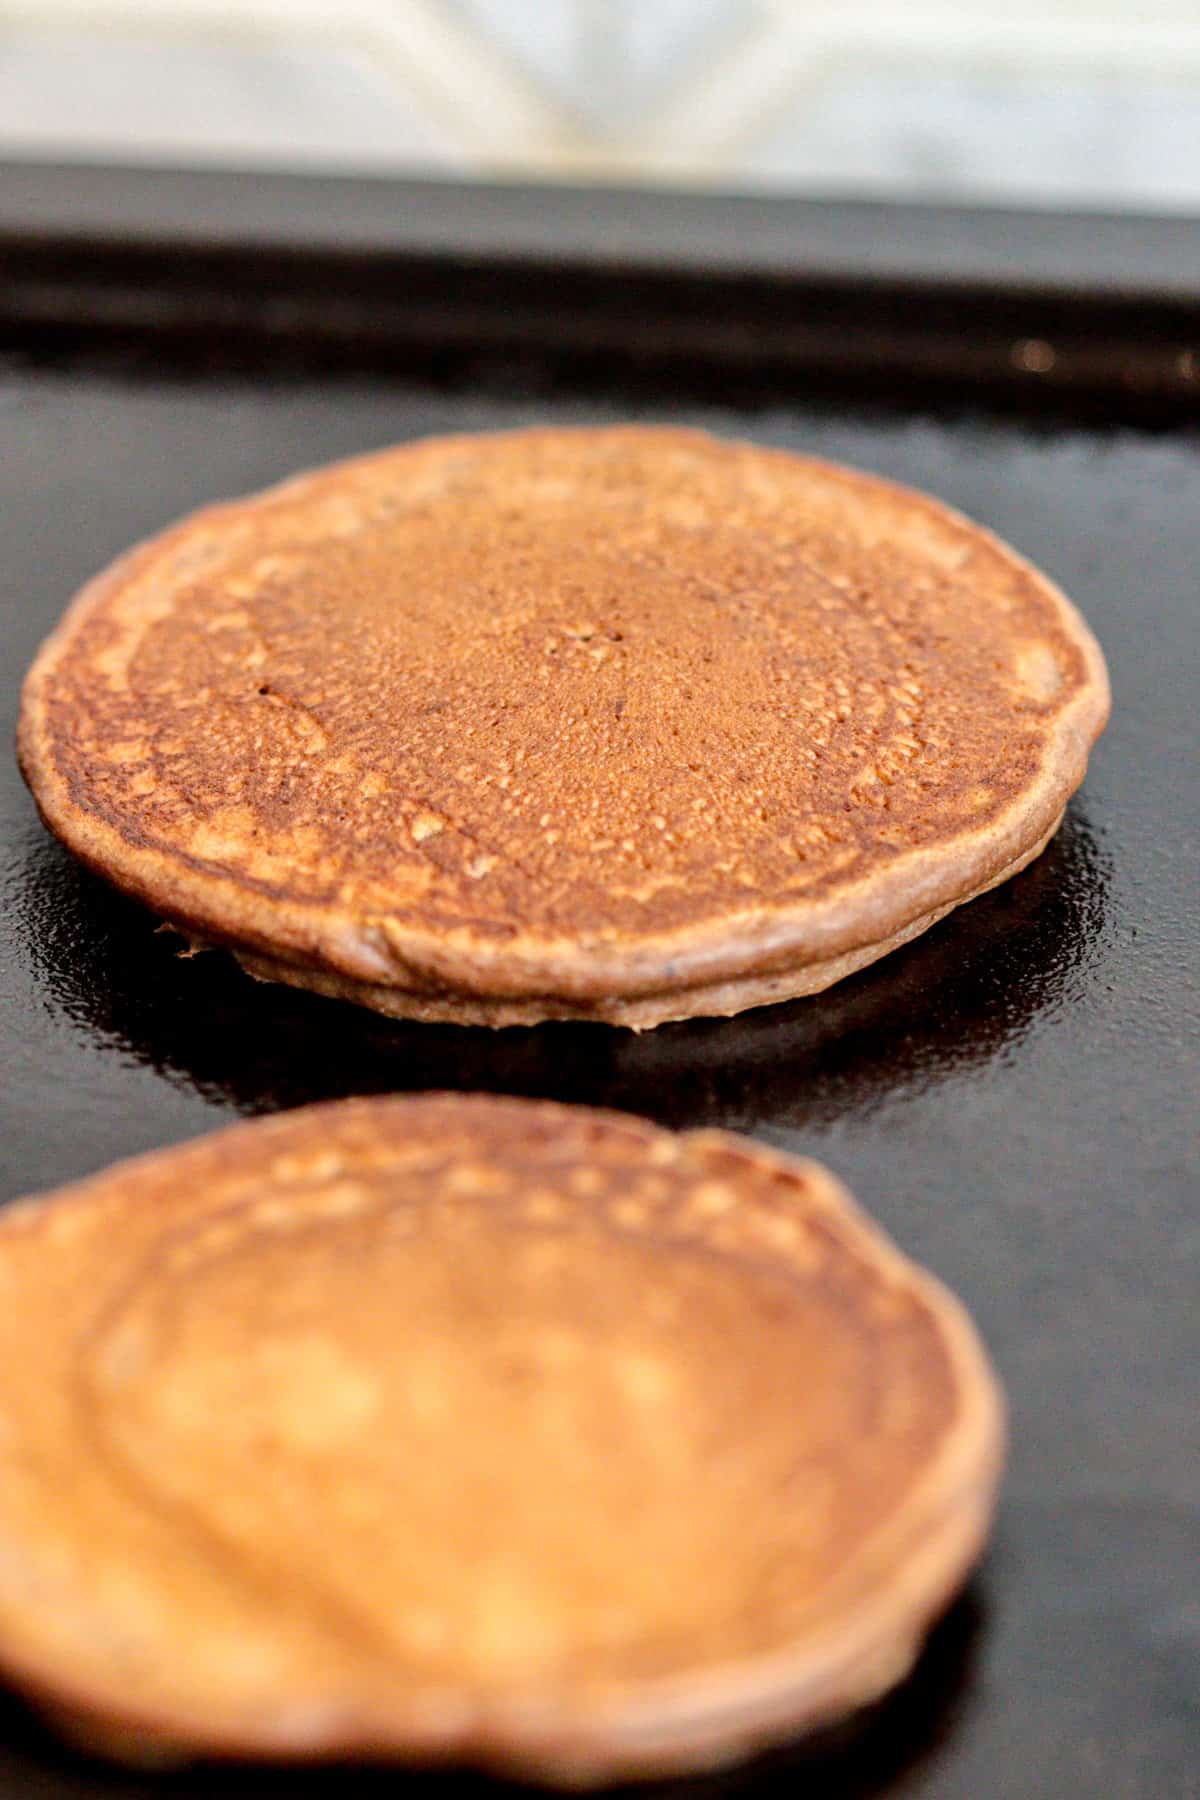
(0, 1094, 1002, 1780)
(18, 426, 1109, 1027)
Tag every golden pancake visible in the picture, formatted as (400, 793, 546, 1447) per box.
(0, 1095, 1002, 1780)
(18, 427, 1109, 1026)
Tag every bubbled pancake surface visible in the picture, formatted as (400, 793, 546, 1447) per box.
(0, 1095, 1003, 1780)
(18, 427, 1109, 1025)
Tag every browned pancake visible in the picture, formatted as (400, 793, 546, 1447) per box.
(0, 1095, 1003, 1779)
(18, 427, 1109, 1026)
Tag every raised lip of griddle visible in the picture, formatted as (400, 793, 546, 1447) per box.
(2, 158, 1198, 414)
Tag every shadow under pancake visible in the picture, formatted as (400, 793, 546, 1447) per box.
(0, 1591, 985, 1800)
(13, 806, 1110, 1133)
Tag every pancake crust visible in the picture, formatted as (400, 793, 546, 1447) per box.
(18, 427, 1109, 1026)
(0, 1095, 1003, 1780)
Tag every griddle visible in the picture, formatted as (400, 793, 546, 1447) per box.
(0, 160, 1196, 1800)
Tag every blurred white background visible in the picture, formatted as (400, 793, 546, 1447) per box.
(1, 1, 1199, 210)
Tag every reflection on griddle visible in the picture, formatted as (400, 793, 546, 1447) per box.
(15, 806, 1109, 1134)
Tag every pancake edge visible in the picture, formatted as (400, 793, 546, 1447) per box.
(231, 810, 1062, 1027)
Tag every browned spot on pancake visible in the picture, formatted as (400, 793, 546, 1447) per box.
(18, 428, 1109, 1021)
(0, 1096, 1002, 1779)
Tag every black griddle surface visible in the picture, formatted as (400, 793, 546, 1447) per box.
(1, 362, 1196, 1800)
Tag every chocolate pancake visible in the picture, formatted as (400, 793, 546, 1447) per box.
(18, 427, 1109, 1026)
(0, 1096, 1002, 1779)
